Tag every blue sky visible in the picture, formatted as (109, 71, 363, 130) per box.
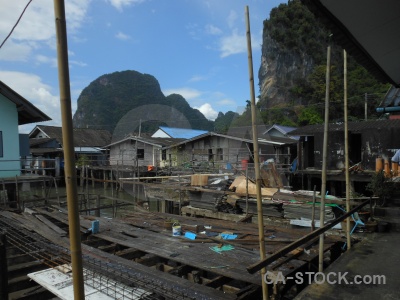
(0, 0, 286, 133)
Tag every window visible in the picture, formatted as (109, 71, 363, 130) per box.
(208, 149, 213, 161)
(217, 148, 223, 161)
(137, 149, 144, 159)
(0, 131, 3, 157)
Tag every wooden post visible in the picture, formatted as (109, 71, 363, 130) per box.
(111, 170, 114, 197)
(15, 176, 20, 210)
(85, 166, 89, 202)
(91, 169, 94, 188)
(319, 41, 331, 273)
(246, 167, 249, 215)
(53, 177, 60, 206)
(365, 92, 368, 121)
(311, 185, 316, 232)
(178, 174, 182, 215)
(112, 199, 117, 218)
(344, 49, 351, 249)
(53, 2, 85, 296)
(0, 233, 8, 300)
(245, 6, 267, 300)
(161, 200, 166, 213)
(247, 200, 370, 274)
(86, 191, 91, 216)
(95, 195, 101, 217)
(1, 180, 6, 206)
(80, 166, 84, 187)
(42, 178, 47, 205)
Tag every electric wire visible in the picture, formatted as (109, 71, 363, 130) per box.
(0, 0, 33, 49)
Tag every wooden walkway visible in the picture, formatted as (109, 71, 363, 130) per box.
(1, 206, 345, 299)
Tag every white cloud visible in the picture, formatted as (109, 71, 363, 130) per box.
(0, 71, 60, 128)
(218, 30, 261, 58)
(188, 75, 207, 83)
(0, 40, 32, 61)
(0, 1, 90, 61)
(115, 31, 131, 40)
(219, 30, 246, 58)
(186, 23, 201, 40)
(205, 24, 222, 36)
(65, 1, 91, 31)
(195, 103, 218, 121)
(163, 87, 201, 100)
(107, 0, 145, 12)
(35, 55, 57, 67)
(217, 98, 236, 106)
(70, 60, 88, 67)
(227, 10, 238, 29)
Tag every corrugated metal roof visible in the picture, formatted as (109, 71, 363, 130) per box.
(162, 131, 296, 150)
(289, 119, 400, 136)
(157, 126, 208, 139)
(29, 138, 54, 146)
(107, 136, 185, 148)
(381, 86, 400, 108)
(30, 125, 112, 147)
(74, 147, 103, 153)
(30, 148, 62, 155)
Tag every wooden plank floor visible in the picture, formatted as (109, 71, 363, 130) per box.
(1, 206, 345, 299)
(35, 207, 343, 285)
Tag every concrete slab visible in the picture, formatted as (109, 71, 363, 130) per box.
(295, 232, 400, 300)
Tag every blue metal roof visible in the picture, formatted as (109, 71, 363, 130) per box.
(159, 126, 208, 139)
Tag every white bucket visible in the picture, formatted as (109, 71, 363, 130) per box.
(172, 223, 181, 236)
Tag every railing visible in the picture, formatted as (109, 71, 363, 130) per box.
(246, 199, 371, 274)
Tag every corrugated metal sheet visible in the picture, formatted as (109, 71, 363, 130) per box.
(289, 119, 400, 136)
(157, 126, 208, 139)
(30, 125, 112, 147)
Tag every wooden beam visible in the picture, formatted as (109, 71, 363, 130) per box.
(205, 275, 232, 288)
(246, 199, 369, 274)
(236, 284, 261, 300)
(35, 215, 67, 236)
(114, 248, 146, 260)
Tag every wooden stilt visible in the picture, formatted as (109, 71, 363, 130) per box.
(95, 195, 101, 217)
(0, 234, 9, 300)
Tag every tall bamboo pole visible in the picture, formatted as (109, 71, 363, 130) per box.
(245, 6, 268, 299)
(318, 43, 331, 273)
(344, 50, 351, 249)
(53, 1, 85, 298)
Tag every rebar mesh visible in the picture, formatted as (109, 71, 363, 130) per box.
(0, 217, 191, 300)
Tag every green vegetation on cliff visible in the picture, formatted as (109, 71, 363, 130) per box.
(73, 70, 213, 133)
(234, 0, 390, 127)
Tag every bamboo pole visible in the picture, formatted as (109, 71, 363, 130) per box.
(247, 200, 370, 274)
(318, 42, 331, 273)
(344, 50, 351, 249)
(311, 185, 316, 232)
(53, 1, 85, 298)
(245, 6, 267, 299)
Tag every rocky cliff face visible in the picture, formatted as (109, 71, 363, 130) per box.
(72, 70, 212, 134)
(258, 30, 315, 109)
